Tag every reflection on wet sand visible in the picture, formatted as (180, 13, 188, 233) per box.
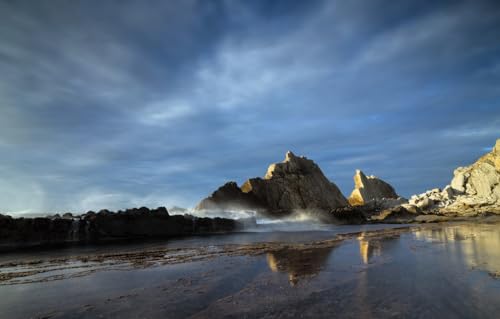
(357, 234, 382, 264)
(413, 224, 500, 277)
(266, 246, 333, 286)
(356, 230, 403, 264)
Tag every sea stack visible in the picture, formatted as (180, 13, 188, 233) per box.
(241, 151, 348, 215)
(348, 170, 399, 206)
(196, 151, 348, 217)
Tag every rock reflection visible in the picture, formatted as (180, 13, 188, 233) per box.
(356, 231, 402, 264)
(266, 246, 333, 286)
(357, 234, 382, 264)
(413, 224, 500, 277)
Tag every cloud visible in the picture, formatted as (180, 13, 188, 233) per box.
(0, 0, 499, 214)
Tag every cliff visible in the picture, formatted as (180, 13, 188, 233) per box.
(407, 138, 500, 216)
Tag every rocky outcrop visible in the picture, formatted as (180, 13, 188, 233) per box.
(407, 139, 500, 216)
(348, 170, 400, 206)
(240, 151, 348, 216)
(0, 207, 246, 251)
(331, 197, 414, 224)
(196, 151, 348, 217)
(195, 182, 264, 211)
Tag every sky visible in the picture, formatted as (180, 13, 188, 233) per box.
(1, 0, 500, 215)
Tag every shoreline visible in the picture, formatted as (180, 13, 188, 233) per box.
(2, 219, 498, 286)
(2, 209, 499, 252)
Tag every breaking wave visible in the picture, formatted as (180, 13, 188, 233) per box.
(187, 208, 333, 232)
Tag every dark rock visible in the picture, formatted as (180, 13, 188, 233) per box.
(330, 206, 367, 224)
(62, 212, 73, 219)
(195, 181, 264, 211)
(151, 206, 169, 215)
(0, 206, 239, 251)
(98, 209, 112, 215)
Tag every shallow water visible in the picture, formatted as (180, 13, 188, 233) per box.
(1, 222, 499, 318)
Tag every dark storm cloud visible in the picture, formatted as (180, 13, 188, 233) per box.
(1, 0, 499, 214)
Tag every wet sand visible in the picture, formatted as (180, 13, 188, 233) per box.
(1, 222, 500, 318)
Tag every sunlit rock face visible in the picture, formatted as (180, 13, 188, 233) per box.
(241, 151, 348, 215)
(408, 138, 500, 215)
(196, 151, 348, 218)
(348, 170, 399, 206)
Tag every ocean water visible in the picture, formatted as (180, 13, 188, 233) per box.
(1, 222, 499, 318)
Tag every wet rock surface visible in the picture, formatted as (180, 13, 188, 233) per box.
(2, 223, 500, 319)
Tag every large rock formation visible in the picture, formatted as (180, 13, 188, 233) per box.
(348, 170, 399, 206)
(196, 151, 348, 217)
(240, 151, 348, 216)
(408, 139, 500, 216)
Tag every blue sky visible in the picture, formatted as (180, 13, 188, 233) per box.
(1, 0, 500, 215)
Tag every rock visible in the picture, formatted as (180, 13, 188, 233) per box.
(240, 151, 348, 215)
(151, 206, 169, 215)
(416, 197, 434, 210)
(348, 170, 399, 206)
(0, 207, 242, 251)
(369, 205, 417, 223)
(195, 181, 264, 211)
(401, 204, 420, 214)
(409, 138, 500, 216)
(330, 206, 367, 224)
(414, 215, 452, 223)
(450, 168, 467, 193)
(62, 212, 73, 219)
(441, 185, 455, 200)
(196, 151, 348, 217)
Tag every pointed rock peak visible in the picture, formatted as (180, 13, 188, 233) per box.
(354, 169, 367, 178)
(353, 169, 368, 188)
(285, 150, 297, 162)
(349, 170, 398, 206)
(264, 151, 317, 180)
(494, 139, 500, 154)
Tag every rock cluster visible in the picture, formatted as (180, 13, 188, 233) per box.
(0, 207, 246, 251)
(241, 151, 348, 215)
(348, 170, 400, 206)
(196, 151, 348, 217)
(407, 139, 500, 216)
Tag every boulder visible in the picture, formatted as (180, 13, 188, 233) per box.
(240, 151, 348, 215)
(348, 170, 399, 206)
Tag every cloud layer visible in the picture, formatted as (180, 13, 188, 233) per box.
(1, 0, 500, 215)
